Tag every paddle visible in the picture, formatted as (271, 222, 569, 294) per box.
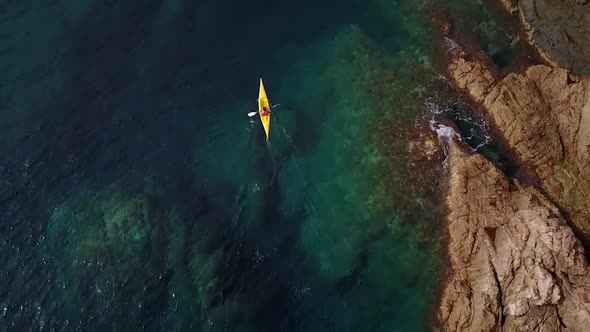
(247, 104, 280, 118)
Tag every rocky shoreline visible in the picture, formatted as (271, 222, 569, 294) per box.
(440, 139, 590, 331)
(437, 1, 590, 331)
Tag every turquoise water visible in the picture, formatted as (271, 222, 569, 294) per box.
(0, 1, 526, 331)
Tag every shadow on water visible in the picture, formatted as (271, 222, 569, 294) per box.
(285, 105, 322, 155)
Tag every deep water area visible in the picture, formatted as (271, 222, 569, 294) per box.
(0, 1, 528, 331)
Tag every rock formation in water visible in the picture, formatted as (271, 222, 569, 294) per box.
(499, 0, 590, 75)
(437, 1, 590, 330)
(447, 45, 590, 243)
(440, 139, 590, 331)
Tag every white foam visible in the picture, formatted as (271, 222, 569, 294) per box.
(443, 37, 461, 56)
(425, 100, 461, 170)
(430, 120, 459, 142)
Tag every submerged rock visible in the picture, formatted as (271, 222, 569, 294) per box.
(500, 0, 590, 75)
(47, 188, 155, 277)
(439, 139, 590, 331)
(44, 186, 162, 324)
(46, 182, 232, 328)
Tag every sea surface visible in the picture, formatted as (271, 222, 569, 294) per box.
(0, 1, 527, 331)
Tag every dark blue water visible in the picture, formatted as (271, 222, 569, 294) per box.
(0, 1, 527, 331)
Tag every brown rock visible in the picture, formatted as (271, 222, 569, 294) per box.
(446, 40, 590, 241)
(481, 68, 564, 171)
(448, 54, 497, 103)
(439, 139, 590, 331)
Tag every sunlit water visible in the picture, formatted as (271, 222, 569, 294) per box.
(0, 1, 527, 331)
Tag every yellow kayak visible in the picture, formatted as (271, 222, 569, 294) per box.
(257, 78, 271, 141)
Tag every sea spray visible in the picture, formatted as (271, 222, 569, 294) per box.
(430, 119, 459, 170)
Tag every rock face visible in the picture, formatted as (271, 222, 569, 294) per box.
(438, 2, 590, 330)
(448, 55, 496, 104)
(502, 0, 590, 75)
(447, 47, 590, 242)
(439, 139, 590, 331)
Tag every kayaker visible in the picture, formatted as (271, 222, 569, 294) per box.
(260, 106, 270, 116)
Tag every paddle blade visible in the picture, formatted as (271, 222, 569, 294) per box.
(247, 111, 257, 117)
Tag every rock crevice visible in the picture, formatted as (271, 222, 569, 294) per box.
(447, 44, 590, 243)
(436, 2, 590, 330)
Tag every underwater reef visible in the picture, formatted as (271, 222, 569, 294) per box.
(45, 180, 231, 330)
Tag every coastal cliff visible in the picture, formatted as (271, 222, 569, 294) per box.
(438, 1, 590, 331)
(448, 51, 590, 241)
(440, 139, 590, 331)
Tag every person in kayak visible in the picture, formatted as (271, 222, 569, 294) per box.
(260, 106, 270, 116)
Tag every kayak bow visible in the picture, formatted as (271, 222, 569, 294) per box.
(257, 78, 271, 141)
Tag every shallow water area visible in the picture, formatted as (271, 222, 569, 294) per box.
(0, 1, 522, 331)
